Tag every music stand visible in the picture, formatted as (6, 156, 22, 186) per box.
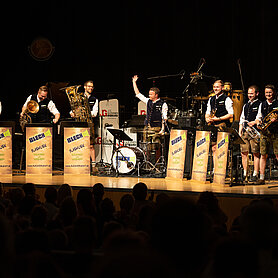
(107, 128, 132, 177)
(221, 127, 245, 186)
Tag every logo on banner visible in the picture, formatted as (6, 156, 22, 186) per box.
(28, 129, 51, 143)
(217, 136, 229, 149)
(66, 130, 89, 144)
(171, 132, 186, 146)
(196, 134, 210, 148)
(0, 129, 11, 140)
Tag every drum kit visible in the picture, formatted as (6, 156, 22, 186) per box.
(103, 127, 168, 177)
(105, 80, 245, 177)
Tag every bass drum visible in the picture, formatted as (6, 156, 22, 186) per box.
(231, 90, 244, 122)
(112, 147, 146, 174)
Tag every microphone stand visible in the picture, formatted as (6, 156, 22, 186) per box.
(181, 58, 206, 111)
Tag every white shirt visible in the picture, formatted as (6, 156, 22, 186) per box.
(205, 93, 234, 115)
(89, 97, 98, 118)
(136, 93, 168, 120)
(239, 99, 260, 125)
(23, 95, 60, 116)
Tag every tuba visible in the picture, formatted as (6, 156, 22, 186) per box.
(63, 85, 92, 123)
(63, 85, 94, 135)
(258, 108, 278, 133)
(20, 100, 39, 131)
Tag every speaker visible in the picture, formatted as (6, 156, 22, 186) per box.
(178, 116, 196, 129)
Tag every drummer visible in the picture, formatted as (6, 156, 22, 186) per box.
(132, 74, 168, 150)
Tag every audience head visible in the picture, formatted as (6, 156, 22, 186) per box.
(132, 182, 148, 201)
(44, 186, 57, 204)
(120, 194, 134, 214)
(76, 188, 96, 217)
(57, 184, 72, 207)
(22, 183, 36, 197)
(92, 183, 105, 203)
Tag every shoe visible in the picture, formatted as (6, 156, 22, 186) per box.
(242, 175, 247, 183)
(255, 179, 265, 185)
(249, 175, 258, 182)
(92, 166, 98, 176)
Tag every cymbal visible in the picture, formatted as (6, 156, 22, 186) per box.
(161, 97, 176, 101)
(192, 96, 209, 101)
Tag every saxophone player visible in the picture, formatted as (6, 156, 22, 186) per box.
(239, 85, 261, 182)
(70, 80, 99, 174)
(205, 80, 234, 154)
(255, 84, 278, 185)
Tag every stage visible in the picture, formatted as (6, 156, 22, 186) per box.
(2, 170, 278, 196)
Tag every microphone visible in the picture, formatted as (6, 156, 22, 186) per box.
(105, 123, 113, 127)
(202, 58, 206, 64)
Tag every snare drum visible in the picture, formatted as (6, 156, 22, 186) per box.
(112, 147, 145, 174)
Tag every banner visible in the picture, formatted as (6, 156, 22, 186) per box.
(0, 127, 12, 175)
(191, 131, 211, 182)
(166, 129, 187, 179)
(95, 99, 119, 163)
(26, 127, 52, 175)
(64, 127, 90, 174)
(213, 132, 230, 185)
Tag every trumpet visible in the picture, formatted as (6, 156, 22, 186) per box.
(258, 108, 278, 132)
(242, 120, 260, 142)
(20, 100, 39, 131)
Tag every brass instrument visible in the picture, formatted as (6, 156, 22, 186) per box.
(242, 120, 260, 142)
(258, 108, 278, 133)
(20, 100, 39, 131)
(63, 85, 93, 123)
(207, 109, 216, 126)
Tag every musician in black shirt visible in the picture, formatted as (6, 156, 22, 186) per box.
(205, 80, 234, 154)
(255, 84, 278, 184)
(239, 85, 261, 182)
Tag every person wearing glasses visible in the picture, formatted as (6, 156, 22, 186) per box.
(70, 80, 99, 175)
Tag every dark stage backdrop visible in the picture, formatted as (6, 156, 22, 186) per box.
(2, 1, 278, 127)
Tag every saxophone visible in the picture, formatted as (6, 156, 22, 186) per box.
(208, 109, 216, 126)
(258, 108, 278, 132)
(20, 100, 39, 131)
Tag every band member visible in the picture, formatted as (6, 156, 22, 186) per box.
(205, 80, 234, 153)
(70, 80, 98, 174)
(21, 85, 60, 124)
(132, 75, 168, 163)
(255, 84, 278, 185)
(0, 100, 2, 115)
(132, 75, 168, 134)
(239, 85, 261, 182)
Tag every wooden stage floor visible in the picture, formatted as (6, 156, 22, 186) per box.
(2, 171, 278, 198)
